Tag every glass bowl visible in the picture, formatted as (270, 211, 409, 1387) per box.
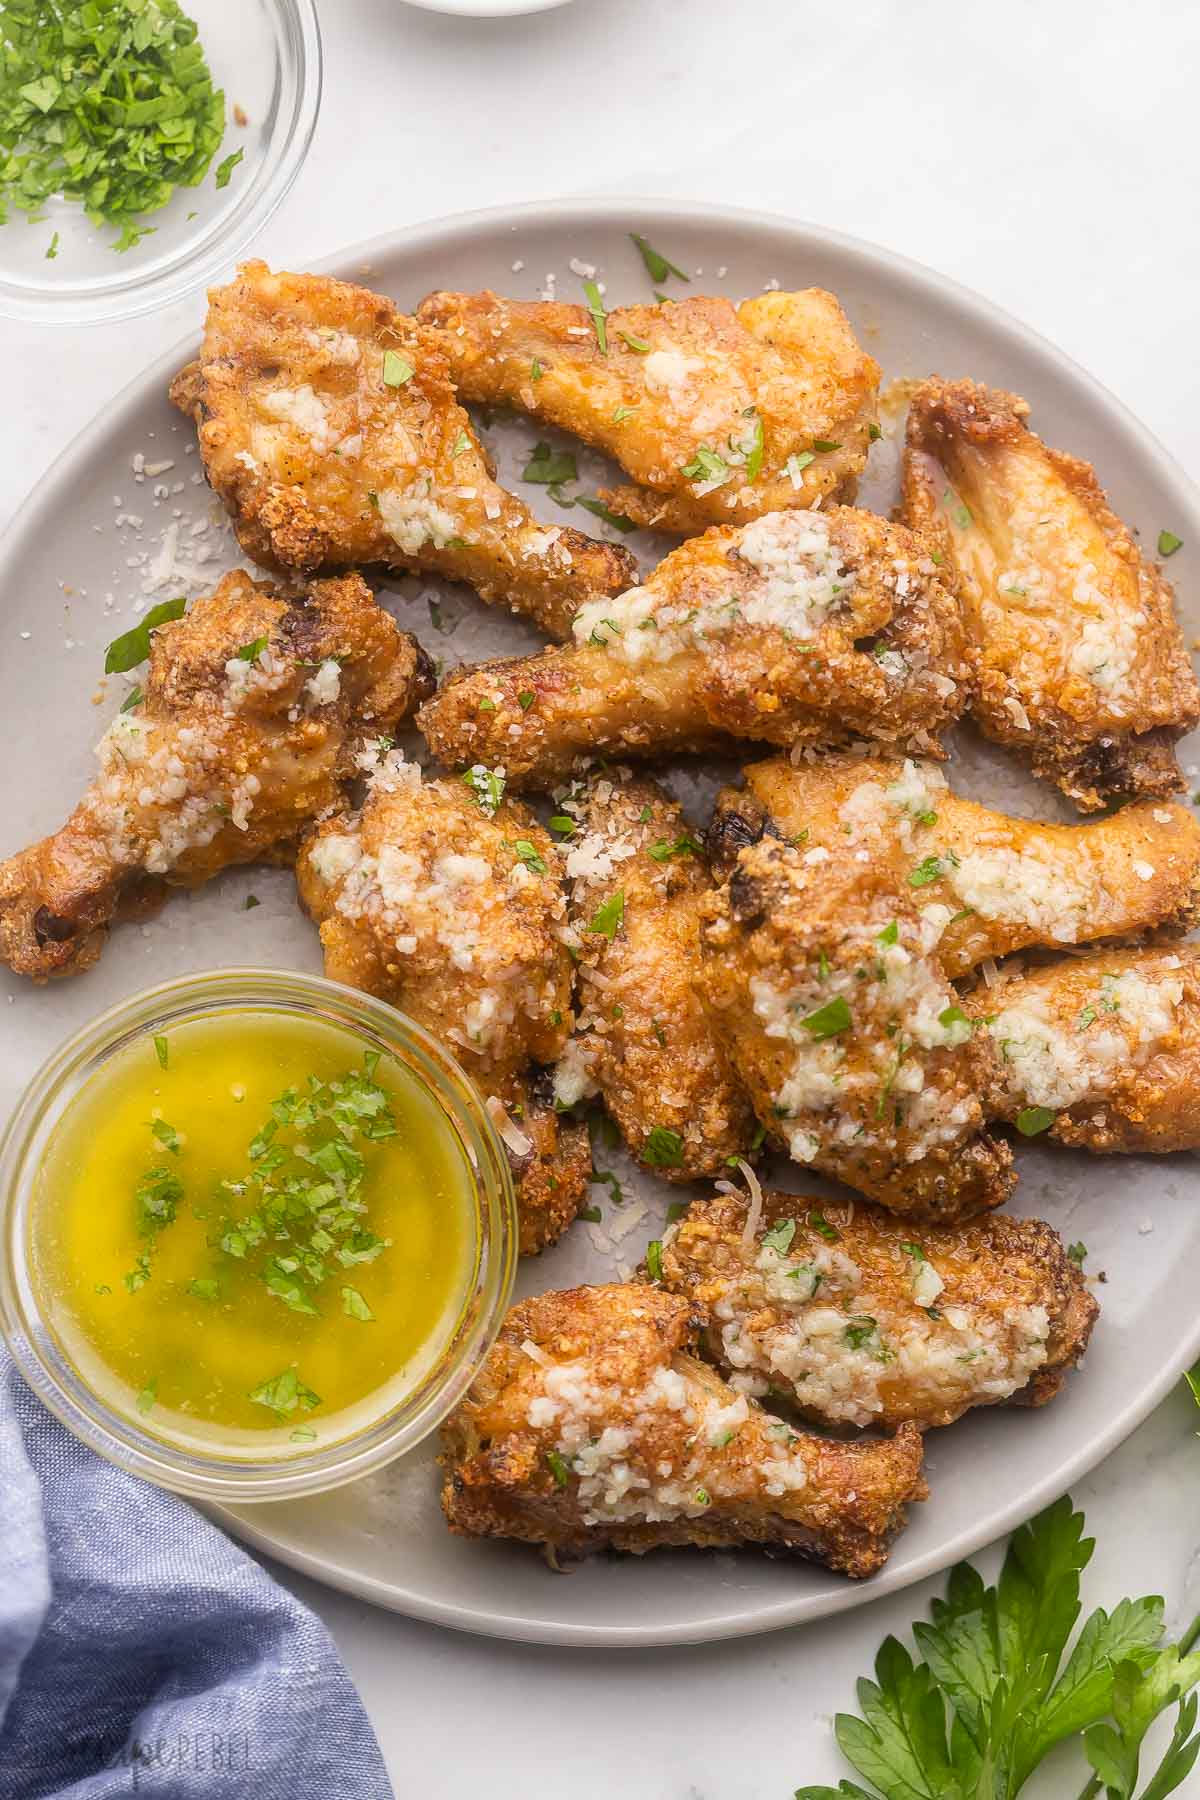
(0, 0, 322, 326)
(0, 968, 518, 1501)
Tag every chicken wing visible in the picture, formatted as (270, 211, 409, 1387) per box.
(969, 944, 1200, 1154)
(295, 749, 587, 1253)
(548, 771, 752, 1178)
(709, 753, 1200, 978)
(0, 571, 431, 981)
(658, 1187, 1096, 1432)
(170, 261, 637, 639)
(902, 377, 1200, 809)
(440, 1283, 925, 1577)
(417, 288, 880, 534)
(417, 508, 973, 788)
(697, 841, 1014, 1220)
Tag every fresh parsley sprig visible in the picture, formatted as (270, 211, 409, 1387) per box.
(795, 1496, 1200, 1800)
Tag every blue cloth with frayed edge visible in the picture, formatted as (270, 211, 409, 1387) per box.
(0, 1354, 391, 1799)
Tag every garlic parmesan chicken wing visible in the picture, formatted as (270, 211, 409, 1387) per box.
(0, 571, 431, 981)
(697, 842, 1014, 1220)
(295, 751, 587, 1254)
(970, 945, 1200, 1155)
(659, 1189, 1096, 1433)
(417, 288, 880, 534)
(550, 773, 752, 1179)
(418, 509, 973, 788)
(440, 1284, 925, 1577)
(902, 378, 1200, 810)
(709, 753, 1200, 979)
(171, 262, 637, 639)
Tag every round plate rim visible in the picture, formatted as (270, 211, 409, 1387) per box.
(8, 197, 1200, 1648)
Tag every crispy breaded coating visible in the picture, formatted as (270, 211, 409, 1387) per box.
(969, 944, 1200, 1154)
(697, 842, 1013, 1220)
(0, 570, 430, 981)
(440, 1283, 925, 1578)
(170, 261, 637, 639)
(417, 288, 880, 533)
(295, 753, 586, 1253)
(660, 1188, 1096, 1432)
(417, 508, 973, 788)
(902, 377, 1200, 810)
(709, 753, 1200, 978)
(548, 772, 752, 1179)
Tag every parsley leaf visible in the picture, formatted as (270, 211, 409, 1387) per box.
(512, 839, 547, 876)
(645, 1238, 664, 1281)
(1017, 1105, 1057, 1136)
(630, 234, 690, 284)
(642, 1126, 684, 1168)
(214, 148, 243, 190)
(462, 765, 506, 815)
(680, 445, 730, 488)
(761, 1218, 796, 1257)
(582, 278, 607, 354)
(523, 442, 578, 485)
(588, 891, 625, 938)
(647, 834, 702, 861)
(104, 598, 187, 673)
(572, 496, 638, 533)
(1158, 529, 1183, 558)
(801, 996, 851, 1040)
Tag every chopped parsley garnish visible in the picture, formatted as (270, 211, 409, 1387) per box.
(0, 1, 227, 251)
(800, 995, 851, 1040)
(289, 1426, 318, 1444)
(666, 1201, 688, 1223)
(645, 1238, 664, 1281)
(867, 422, 883, 441)
(214, 147, 243, 190)
(630, 234, 690, 284)
(513, 839, 548, 876)
(187, 1277, 219, 1301)
(808, 1209, 839, 1242)
(523, 441, 577, 485)
(153, 1035, 169, 1070)
(587, 890, 625, 938)
(242, 894, 260, 911)
(104, 597, 187, 673)
(908, 853, 953, 888)
(1076, 1004, 1097, 1030)
(45, 230, 59, 259)
(938, 1004, 972, 1032)
(877, 920, 899, 946)
(135, 1379, 157, 1416)
(530, 357, 545, 383)
(572, 496, 637, 533)
(1067, 1241, 1088, 1267)
(149, 1118, 181, 1155)
(545, 1449, 572, 1487)
(548, 814, 576, 835)
(680, 445, 730, 487)
(582, 278, 607, 353)
(647, 834, 701, 862)
(517, 689, 536, 711)
(340, 1286, 374, 1322)
(642, 1126, 684, 1168)
(248, 1368, 321, 1420)
(449, 429, 470, 459)
(786, 450, 815, 484)
(462, 764, 506, 815)
(1158, 529, 1183, 557)
(811, 439, 842, 453)
(382, 350, 414, 388)
(1017, 1105, 1057, 1136)
(761, 1218, 796, 1257)
(844, 1315, 892, 1359)
(589, 1167, 623, 1207)
(942, 488, 972, 529)
(743, 412, 764, 482)
(233, 636, 268, 664)
(612, 404, 639, 423)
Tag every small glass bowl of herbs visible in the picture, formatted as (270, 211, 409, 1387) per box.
(0, 0, 322, 325)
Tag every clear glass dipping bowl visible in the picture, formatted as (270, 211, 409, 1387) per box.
(0, 0, 322, 325)
(0, 969, 518, 1501)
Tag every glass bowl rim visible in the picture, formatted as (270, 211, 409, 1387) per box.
(0, 966, 518, 1500)
(0, 0, 323, 327)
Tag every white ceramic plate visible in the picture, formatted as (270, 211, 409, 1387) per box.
(3, 200, 1198, 1647)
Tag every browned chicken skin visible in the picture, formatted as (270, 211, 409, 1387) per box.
(418, 508, 973, 787)
(549, 771, 753, 1178)
(0, 570, 431, 981)
(709, 753, 1200, 978)
(659, 1188, 1096, 1432)
(171, 261, 637, 639)
(968, 944, 1200, 1154)
(294, 753, 587, 1253)
(697, 841, 1014, 1220)
(902, 377, 1200, 809)
(440, 1283, 926, 1577)
(417, 287, 881, 533)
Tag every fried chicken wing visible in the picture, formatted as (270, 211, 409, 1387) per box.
(659, 1188, 1096, 1433)
(295, 750, 586, 1253)
(417, 288, 880, 534)
(547, 771, 752, 1178)
(0, 571, 430, 981)
(418, 509, 973, 788)
(902, 378, 1200, 809)
(171, 262, 637, 639)
(697, 841, 1014, 1220)
(440, 1283, 925, 1577)
(969, 945, 1200, 1154)
(709, 753, 1200, 978)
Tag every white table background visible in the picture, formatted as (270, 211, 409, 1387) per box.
(4, 1, 1199, 1792)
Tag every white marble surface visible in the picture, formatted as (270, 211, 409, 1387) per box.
(3, 0, 1199, 1791)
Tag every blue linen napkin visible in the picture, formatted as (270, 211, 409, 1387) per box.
(0, 1353, 392, 1800)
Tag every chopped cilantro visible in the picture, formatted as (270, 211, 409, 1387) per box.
(642, 1126, 684, 1168)
(523, 442, 577, 485)
(587, 890, 625, 938)
(630, 234, 690, 284)
(104, 598, 187, 673)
